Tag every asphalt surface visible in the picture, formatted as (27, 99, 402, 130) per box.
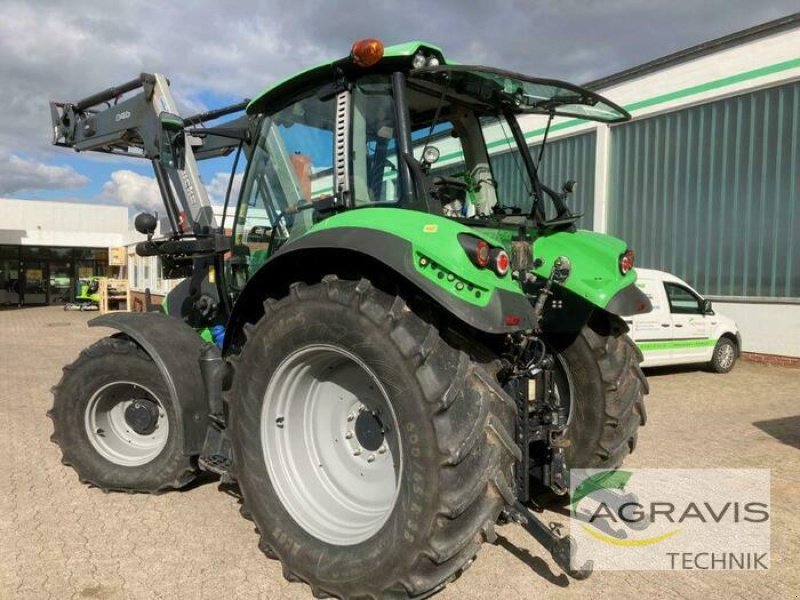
(1, 306, 798, 599)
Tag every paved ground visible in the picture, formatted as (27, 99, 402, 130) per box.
(1, 306, 798, 599)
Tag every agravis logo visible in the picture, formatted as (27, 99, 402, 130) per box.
(570, 469, 771, 571)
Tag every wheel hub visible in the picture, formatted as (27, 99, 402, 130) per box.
(124, 398, 160, 435)
(354, 408, 385, 451)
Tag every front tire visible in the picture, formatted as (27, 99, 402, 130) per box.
(230, 277, 517, 599)
(49, 336, 197, 492)
(709, 337, 737, 373)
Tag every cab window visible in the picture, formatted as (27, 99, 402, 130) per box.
(664, 282, 703, 314)
(234, 91, 336, 279)
(351, 76, 400, 205)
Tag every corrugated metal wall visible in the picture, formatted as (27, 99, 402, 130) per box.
(608, 80, 800, 298)
(490, 132, 596, 228)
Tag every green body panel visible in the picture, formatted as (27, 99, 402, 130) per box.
(306, 208, 521, 307)
(487, 227, 636, 309)
(247, 41, 445, 115)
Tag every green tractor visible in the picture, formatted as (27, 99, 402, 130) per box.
(48, 39, 649, 598)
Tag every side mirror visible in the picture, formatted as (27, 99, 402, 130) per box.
(702, 299, 714, 314)
(158, 111, 186, 170)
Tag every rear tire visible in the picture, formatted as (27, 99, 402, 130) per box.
(551, 314, 648, 471)
(49, 336, 197, 492)
(709, 337, 737, 373)
(230, 277, 517, 599)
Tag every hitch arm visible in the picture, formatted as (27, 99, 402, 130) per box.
(511, 501, 593, 580)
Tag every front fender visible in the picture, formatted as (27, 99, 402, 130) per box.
(89, 312, 209, 456)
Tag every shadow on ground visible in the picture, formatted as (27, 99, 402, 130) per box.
(494, 535, 570, 587)
(643, 364, 712, 377)
(752, 415, 800, 449)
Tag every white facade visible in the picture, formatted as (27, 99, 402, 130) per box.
(0, 198, 128, 247)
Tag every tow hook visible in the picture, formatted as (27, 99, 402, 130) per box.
(509, 502, 594, 580)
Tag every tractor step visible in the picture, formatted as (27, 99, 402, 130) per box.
(199, 454, 234, 483)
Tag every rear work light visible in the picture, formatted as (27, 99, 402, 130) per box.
(458, 234, 508, 277)
(619, 249, 635, 275)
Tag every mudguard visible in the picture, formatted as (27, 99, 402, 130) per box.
(225, 218, 537, 351)
(89, 312, 209, 456)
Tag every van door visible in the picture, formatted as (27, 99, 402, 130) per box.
(629, 278, 674, 366)
(663, 282, 713, 363)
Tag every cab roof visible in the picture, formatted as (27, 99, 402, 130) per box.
(246, 41, 445, 115)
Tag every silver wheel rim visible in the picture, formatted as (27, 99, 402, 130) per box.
(718, 343, 735, 370)
(262, 344, 402, 546)
(84, 381, 169, 466)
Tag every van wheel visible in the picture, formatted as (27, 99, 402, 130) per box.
(709, 337, 737, 373)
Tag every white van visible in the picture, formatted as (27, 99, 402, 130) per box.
(624, 268, 741, 372)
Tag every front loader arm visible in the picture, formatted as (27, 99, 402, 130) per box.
(50, 72, 249, 237)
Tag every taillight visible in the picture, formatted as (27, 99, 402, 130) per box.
(619, 249, 635, 275)
(458, 234, 508, 276)
(492, 248, 510, 276)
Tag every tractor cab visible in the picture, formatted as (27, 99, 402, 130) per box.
(230, 40, 629, 287)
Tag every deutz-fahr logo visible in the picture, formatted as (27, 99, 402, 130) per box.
(115, 110, 131, 122)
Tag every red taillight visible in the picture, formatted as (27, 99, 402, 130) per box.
(504, 314, 520, 326)
(619, 249, 635, 275)
(493, 249, 509, 276)
(475, 240, 490, 267)
(458, 234, 509, 277)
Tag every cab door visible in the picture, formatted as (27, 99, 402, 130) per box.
(663, 282, 713, 363)
(627, 277, 674, 366)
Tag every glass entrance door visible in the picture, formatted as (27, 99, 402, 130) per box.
(23, 261, 47, 304)
(48, 261, 73, 305)
(0, 256, 21, 306)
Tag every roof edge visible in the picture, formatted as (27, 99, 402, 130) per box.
(584, 12, 800, 91)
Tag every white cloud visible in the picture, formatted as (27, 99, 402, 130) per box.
(102, 170, 161, 211)
(205, 171, 244, 206)
(0, 153, 89, 194)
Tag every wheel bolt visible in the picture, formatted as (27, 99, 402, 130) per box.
(353, 449, 362, 456)
(347, 414, 355, 422)
(345, 431, 353, 439)
(378, 445, 386, 454)
(367, 454, 375, 463)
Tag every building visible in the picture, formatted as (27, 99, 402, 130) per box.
(490, 13, 800, 358)
(0, 198, 128, 306)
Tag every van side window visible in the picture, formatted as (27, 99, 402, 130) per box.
(664, 282, 703, 314)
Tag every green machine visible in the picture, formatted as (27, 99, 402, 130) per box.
(48, 39, 650, 596)
(63, 277, 101, 311)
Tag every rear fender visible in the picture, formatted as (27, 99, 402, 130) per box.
(531, 230, 651, 317)
(89, 312, 209, 456)
(224, 224, 536, 351)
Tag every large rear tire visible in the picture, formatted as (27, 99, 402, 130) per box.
(230, 277, 517, 599)
(49, 336, 197, 492)
(551, 314, 648, 471)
